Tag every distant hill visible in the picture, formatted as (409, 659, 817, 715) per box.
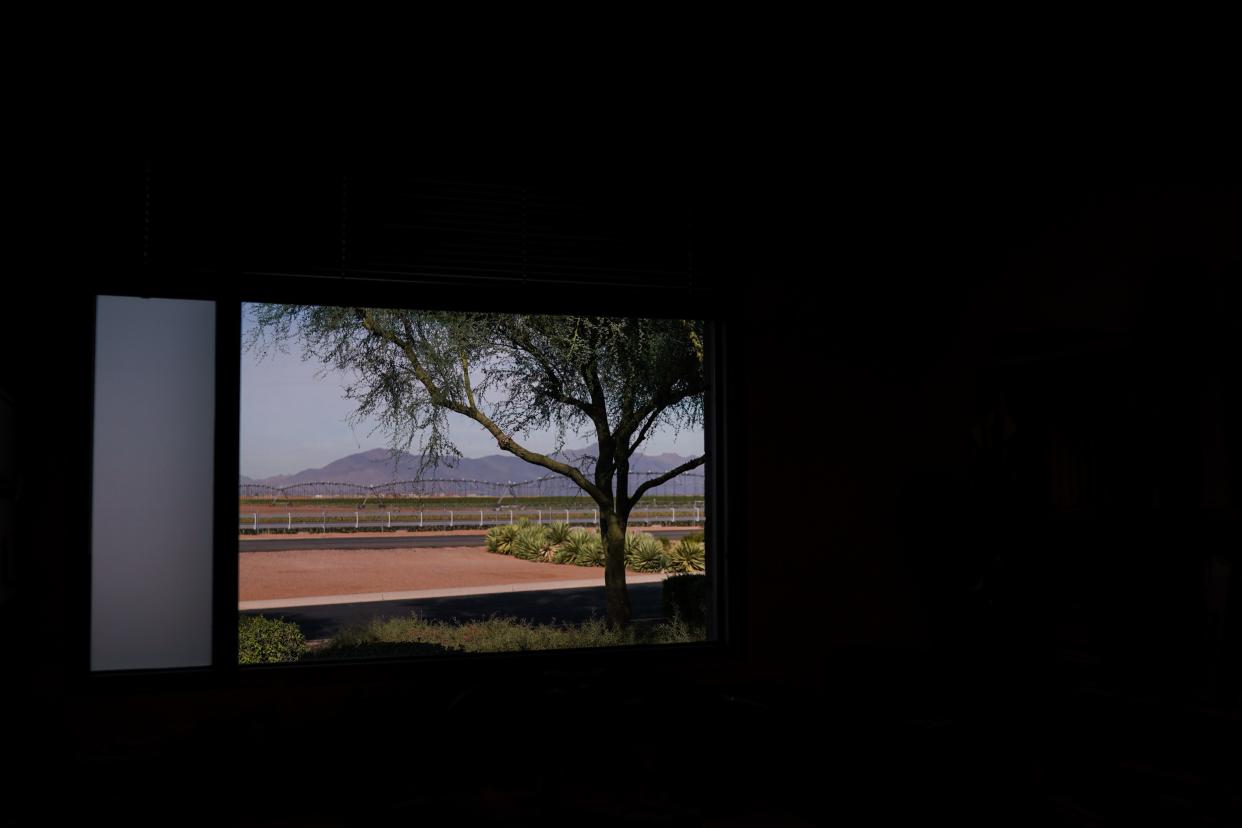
(240, 448, 701, 489)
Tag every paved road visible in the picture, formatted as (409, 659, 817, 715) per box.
(240, 581, 668, 639)
(239, 528, 696, 552)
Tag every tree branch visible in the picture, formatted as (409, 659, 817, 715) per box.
(617, 380, 706, 456)
(357, 308, 609, 504)
(627, 403, 670, 459)
(615, 440, 631, 517)
(583, 356, 607, 418)
(459, 349, 477, 413)
(499, 327, 597, 417)
(626, 454, 706, 512)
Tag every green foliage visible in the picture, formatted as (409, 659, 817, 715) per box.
(662, 574, 708, 627)
(308, 612, 706, 659)
(546, 521, 572, 546)
(488, 524, 703, 574)
(246, 306, 705, 483)
(485, 523, 520, 555)
(681, 530, 705, 545)
(511, 522, 552, 561)
(625, 531, 671, 572)
(562, 527, 604, 566)
(238, 614, 308, 664)
(665, 537, 706, 573)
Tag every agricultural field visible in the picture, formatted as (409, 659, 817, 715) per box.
(239, 494, 705, 512)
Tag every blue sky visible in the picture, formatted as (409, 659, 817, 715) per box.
(239, 310, 705, 479)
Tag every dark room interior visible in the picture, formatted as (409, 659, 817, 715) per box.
(2, 141, 1238, 825)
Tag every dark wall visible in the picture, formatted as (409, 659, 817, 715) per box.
(3, 148, 1238, 823)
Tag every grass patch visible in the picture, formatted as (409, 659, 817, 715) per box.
(238, 614, 308, 664)
(307, 613, 706, 660)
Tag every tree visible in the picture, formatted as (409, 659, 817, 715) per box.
(247, 306, 706, 627)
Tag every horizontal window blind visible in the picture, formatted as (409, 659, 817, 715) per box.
(140, 163, 703, 292)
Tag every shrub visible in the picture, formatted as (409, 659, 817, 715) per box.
(238, 614, 307, 664)
(665, 538, 705, 573)
(310, 612, 707, 658)
(625, 531, 671, 572)
(662, 574, 708, 626)
(511, 522, 552, 561)
(563, 527, 604, 566)
(546, 521, 572, 546)
(485, 523, 520, 555)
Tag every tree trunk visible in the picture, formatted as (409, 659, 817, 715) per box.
(600, 508, 632, 628)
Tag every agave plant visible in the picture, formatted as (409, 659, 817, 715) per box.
(546, 522, 572, 546)
(562, 527, 604, 567)
(625, 532, 671, 572)
(485, 523, 520, 555)
(665, 538, 705, 573)
(511, 523, 551, 561)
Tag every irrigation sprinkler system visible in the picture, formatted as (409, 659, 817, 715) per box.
(238, 503, 703, 533)
(239, 472, 705, 507)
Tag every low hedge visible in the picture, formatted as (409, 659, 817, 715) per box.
(485, 523, 703, 575)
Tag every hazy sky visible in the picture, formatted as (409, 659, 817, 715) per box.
(239, 309, 705, 479)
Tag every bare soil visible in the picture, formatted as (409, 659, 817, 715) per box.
(239, 545, 640, 601)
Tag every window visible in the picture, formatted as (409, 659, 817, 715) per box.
(237, 301, 711, 662)
(86, 166, 731, 675)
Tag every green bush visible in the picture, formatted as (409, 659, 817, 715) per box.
(484, 523, 529, 556)
(563, 527, 604, 566)
(511, 523, 552, 561)
(238, 614, 307, 664)
(485, 523, 520, 555)
(625, 531, 671, 572)
(665, 538, 705, 573)
(546, 521, 572, 546)
(662, 574, 708, 626)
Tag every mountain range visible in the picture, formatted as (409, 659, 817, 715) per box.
(240, 448, 698, 488)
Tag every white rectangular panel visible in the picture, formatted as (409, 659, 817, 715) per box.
(91, 296, 216, 671)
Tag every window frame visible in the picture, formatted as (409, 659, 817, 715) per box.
(82, 273, 738, 689)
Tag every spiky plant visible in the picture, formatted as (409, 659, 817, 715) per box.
(665, 538, 705, 573)
(486, 523, 520, 555)
(625, 532, 671, 572)
(511, 523, 551, 561)
(546, 521, 572, 546)
(562, 527, 604, 567)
